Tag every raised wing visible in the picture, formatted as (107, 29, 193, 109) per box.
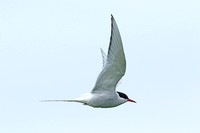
(92, 15, 126, 92)
(100, 48, 107, 68)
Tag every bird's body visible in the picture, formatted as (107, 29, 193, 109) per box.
(42, 15, 136, 108)
(45, 92, 128, 108)
(77, 91, 127, 108)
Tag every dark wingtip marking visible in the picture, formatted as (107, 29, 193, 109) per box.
(108, 14, 114, 56)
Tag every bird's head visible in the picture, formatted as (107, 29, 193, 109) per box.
(117, 91, 136, 103)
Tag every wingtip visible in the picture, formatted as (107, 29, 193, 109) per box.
(100, 48, 105, 53)
(111, 14, 114, 20)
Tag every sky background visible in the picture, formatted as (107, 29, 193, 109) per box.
(0, 0, 200, 133)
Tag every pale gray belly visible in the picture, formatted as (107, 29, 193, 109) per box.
(87, 93, 122, 108)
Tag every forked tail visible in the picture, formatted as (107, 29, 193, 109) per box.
(40, 99, 83, 103)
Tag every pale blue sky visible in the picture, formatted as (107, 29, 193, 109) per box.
(0, 0, 200, 133)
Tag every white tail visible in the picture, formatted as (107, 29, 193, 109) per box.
(41, 93, 91, 104)
(40, 99, 84, 103)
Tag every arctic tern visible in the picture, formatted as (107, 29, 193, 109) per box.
(42, 15, 136, 108)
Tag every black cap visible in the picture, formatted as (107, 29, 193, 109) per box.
(117, 91, 129, 99)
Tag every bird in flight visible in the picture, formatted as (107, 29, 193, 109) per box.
(42, 15, 136, 108)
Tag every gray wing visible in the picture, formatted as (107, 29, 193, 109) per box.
(92, 15, 126, 92)
(101, 48, 123, 87)
(100, 48, 107, 68)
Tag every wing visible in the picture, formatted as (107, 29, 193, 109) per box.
(100, 48, 107, 68)
(92, 15, 126, 92)
(101, 48, 123, 87)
